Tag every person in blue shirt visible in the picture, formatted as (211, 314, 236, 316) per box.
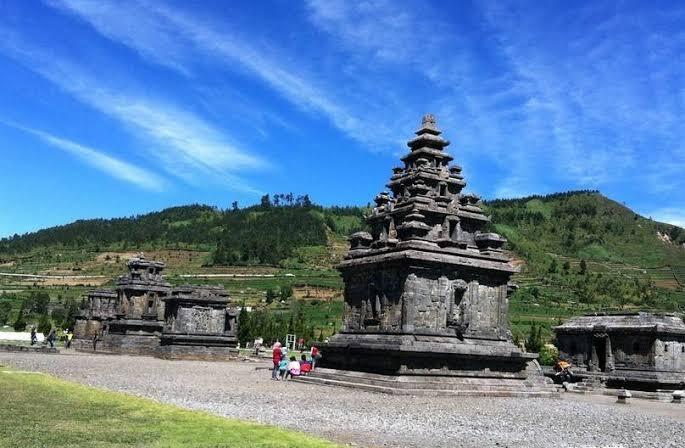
(278, 357, 289, 380)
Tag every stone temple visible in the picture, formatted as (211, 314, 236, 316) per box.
(73, 256, 238, 360)
(555, 313, 685, 390)
(311, 115, 552, 396)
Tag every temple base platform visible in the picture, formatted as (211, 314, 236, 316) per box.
(296, 333, 557, 397)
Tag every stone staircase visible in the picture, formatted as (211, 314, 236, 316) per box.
(295, 368, 558, 397)
(563, 376, 603, 394)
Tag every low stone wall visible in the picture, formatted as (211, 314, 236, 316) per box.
(0, 344, 58, 354)
(156, 344, 238, 361)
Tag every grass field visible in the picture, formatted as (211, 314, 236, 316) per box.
(0, 367, 340, 448)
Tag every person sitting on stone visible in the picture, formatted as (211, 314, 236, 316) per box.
(299, 354, 312, 375)
(285, 356, 300, 380)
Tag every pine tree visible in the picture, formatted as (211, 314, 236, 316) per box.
(12, 301, 26, 332)
(579, 259, 587, 275)
(548, 259, 558, 274)
(37, 313, 52, 337)
(526, 325, 543, 353)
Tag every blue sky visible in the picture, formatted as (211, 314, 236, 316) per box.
(1, 0, 684, 237)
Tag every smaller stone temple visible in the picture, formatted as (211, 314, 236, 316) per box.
(73, 289, 118, 342)
(106, 256, 172, 354)
(555, 313, 685, 390)
(73, 255, 238, 359)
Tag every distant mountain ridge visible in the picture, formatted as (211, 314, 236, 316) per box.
(1, 190, 684, 331)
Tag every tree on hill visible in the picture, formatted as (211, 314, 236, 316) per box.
(0, 300, 12, 325)
(579, 259, 587, 275)
(12, 301, 26, 331)
(37, 313, 52, 337)
(26, 291, 50, 315)
(526, 325, 543, 353)
(280, 284, 293, 300)
(260, 194, 271, 209)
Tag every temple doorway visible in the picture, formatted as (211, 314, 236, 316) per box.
(593, 335, 607, 372)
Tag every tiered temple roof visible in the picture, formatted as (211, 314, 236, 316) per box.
(347, 114, 510, 268)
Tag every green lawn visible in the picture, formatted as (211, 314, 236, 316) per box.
(0, 368, 340, 448)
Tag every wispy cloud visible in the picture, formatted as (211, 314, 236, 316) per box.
(0, 27, 266, 193)
(3, 121, 165, 191)
(305, 0, 445, 65)
(479, 1, 684, 191)
(47, 0, 194, 76)
(304, 0, 685, 199)
(48, 0, 390, 146)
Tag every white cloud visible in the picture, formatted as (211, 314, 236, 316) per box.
(48, 0, 387, 146)
(5, 121, 165, 191)
(48, 0, 193, 75)
(0, 29, 266, 193)
(305, 0, 444, 64)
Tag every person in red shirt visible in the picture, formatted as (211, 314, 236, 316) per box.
(299, 354, 312, 375)
(271, 342, 282, 380)
(310, 345, 321, 370)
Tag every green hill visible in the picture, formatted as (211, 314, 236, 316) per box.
(1, 191, 684, 343)
(484, 191, 685, 338)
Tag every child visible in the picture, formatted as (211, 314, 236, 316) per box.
(278, 357, 289, 380)
(285, 356, 300, 380)
(300, 354, 312, 375)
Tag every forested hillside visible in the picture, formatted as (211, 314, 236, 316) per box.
(0, 204, 224, 253)
(484, 191, 685, 337)
(0, 196, 368, 266)
(1, 190, 684, 342)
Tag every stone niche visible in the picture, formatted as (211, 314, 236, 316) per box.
(309, 115, 553, 396)
(555, 312, 685, 390)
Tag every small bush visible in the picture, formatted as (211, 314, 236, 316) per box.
(538, 345, 558, 366)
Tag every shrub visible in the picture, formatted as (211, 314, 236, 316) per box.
(0, 300, 12, 325)
(37, 313, 52, 337)
(538, 345, 558, 366)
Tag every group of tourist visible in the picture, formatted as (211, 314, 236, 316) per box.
(271, 342, 321, 381)
(29, 326, 74, 348)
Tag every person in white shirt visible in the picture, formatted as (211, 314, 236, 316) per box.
(285, 356, 300, 380)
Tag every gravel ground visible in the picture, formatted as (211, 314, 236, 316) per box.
(1, 352, 683, 448)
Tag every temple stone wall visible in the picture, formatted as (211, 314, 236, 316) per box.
(101, 333, 160, 356)
(157, 344, 235, 360)
(557, 334, 591, 369)
(654, 338, 685, 371)
(173, 306, 226, 334)
(120, 291, 165, 320)
(342, 268, 404, 332)
(611, 335, 655, 370)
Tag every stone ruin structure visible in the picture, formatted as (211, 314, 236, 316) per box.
(555, 313, 685, 390)
(73, 256, 238, 359)
(106, 257, 171, 354)
(159, 285, 238, 359)
(73, 289, 118, 340)
(310, 115, 553, 396)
